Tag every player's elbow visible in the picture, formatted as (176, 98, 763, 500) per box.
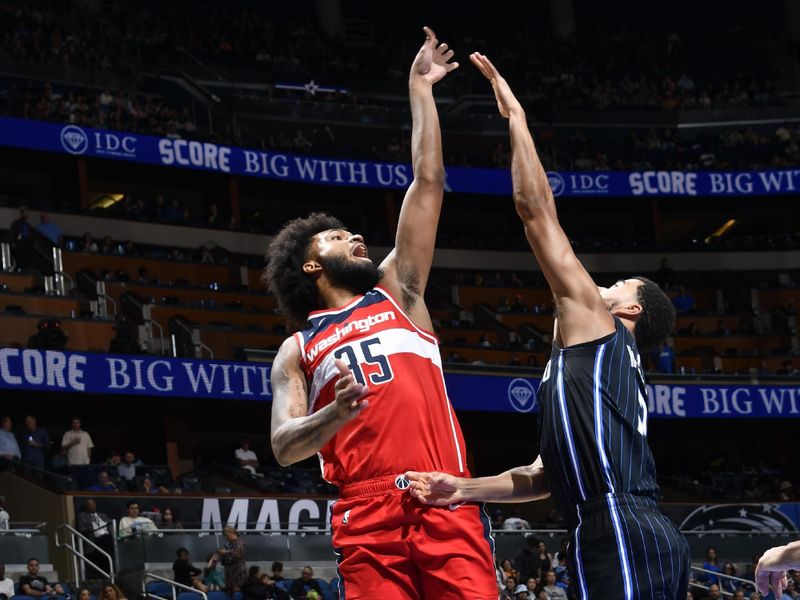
(513, 189, 554, 220)
(270, 434, 293, 467)
(413, 164, 445, 188)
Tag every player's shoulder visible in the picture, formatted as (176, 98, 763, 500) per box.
(274, 335, 302, 365)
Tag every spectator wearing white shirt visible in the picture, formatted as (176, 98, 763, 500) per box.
(0, 562, 13, 600)
(0, 498, 9, 530)
(235, 439, 260, 476)
(118, 500, 157, 536)
(117, 452, 140, 490)
(0, 417, 20, 460)
(61, 417, 93, 466)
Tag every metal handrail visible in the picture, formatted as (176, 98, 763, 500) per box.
(689, 565, 756, 598)
(55, 523, 114, 582)
(143, 572, 208, 600)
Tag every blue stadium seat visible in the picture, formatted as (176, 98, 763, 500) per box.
(145, 581, 172, 597)
(58, 583, 73, 595)
(206, 592, 229, 600)
(317, 578, 334, 600)
(177, 592, 204, 600)
(329, 577, 341, 599)
(232, 591, 242, 600)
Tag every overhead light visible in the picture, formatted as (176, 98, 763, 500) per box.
(89, 193, 126, 209)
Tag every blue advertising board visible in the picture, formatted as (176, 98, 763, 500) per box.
(2, 116, 800, 197)
(0, 347, 797, 417)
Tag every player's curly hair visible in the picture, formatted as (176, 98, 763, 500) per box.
(633, 276, 676, 352)
(263, 212, 345, 331)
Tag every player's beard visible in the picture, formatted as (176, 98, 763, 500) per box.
(321, 254, 383, 295)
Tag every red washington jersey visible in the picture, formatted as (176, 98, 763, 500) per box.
(294, 286, 469, 486)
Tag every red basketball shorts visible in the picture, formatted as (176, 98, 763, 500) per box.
(330, 474, 497, 599)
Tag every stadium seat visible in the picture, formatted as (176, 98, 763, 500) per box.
(145, 581, 172, 597)
(177, 592, 204, 600)
(206, 592, 229, 600)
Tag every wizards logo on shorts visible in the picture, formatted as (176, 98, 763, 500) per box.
(679, 503, 798, 533)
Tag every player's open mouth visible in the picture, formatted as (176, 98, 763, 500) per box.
(352, 244, 369, 259)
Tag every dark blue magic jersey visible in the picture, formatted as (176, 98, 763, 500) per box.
(537, 317, 659, 528)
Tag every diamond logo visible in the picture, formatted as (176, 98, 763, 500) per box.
(546, 171, 565, 197)
(60, 125, 89, 155)
(508, 378, 537, 413)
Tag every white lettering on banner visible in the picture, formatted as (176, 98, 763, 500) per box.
(158, 139, 231, 173)
(700, 387, 754, 415)
(227, 499, 250, 530)
(181, 362, 272, 396)
(148, 361, 174, 392)
(92, 132, 137, 156)
(568, 173, 610, 194)
(756, 170, 800, 192)
(0, 349, 85, 390)
(305, 311, 397, 362)
(201, 498, 223, 530)
(645, 384, 687, 417)
(255, 500, 281, 532)
(374, 164, 409, 187)
(758, 388, 800, 414)
(288, 499, 321, 534)
(629, 171, 698, 196)
(709, 173, 753, 194)
(242, 151, 289, 177)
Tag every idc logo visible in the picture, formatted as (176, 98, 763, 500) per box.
(60, 125, 89, 155)
(508, 378, 536, 413)
(546, 171, 566, 197)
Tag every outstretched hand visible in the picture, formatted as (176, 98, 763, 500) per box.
(410, 26, 459, 85)
(405, 471, 463, 506)
(469, 52, 523, 119)
(755, 545, 790, 597)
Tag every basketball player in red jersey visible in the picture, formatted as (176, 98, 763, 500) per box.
(263, 28, 497, 600)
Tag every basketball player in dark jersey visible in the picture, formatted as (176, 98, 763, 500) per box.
(406, 53, 691, 599)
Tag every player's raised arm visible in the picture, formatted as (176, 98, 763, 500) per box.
(470, 53, 614, 346)
(270, 338, 369, 466)
(380, 27, 458, 327)
(405, 455, 549, 505)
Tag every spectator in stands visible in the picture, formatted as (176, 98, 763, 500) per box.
(0, 499, 9, 529)
(100, 236, 117, 255)
(100, 583, 127, 600)
(87, 470, 118, 492)
(500, 577, 517, 600)
(513, 584, 530, 599)
(8, 207, 33, 270)
(655, 258, 675, 290)
(80, 233, 99, 253)
(779, 480, 795, 501)
(720, 563, 739, 594)
(707, 583, 721, 599)
(61, 417, 93, 466)
(0, 563, 14, 600)
(701, 547, 722, 585)
(242, 566, 280, 600)
(204, 554, 225, 591)
(217, 526, 246, 595)
(37, 212, 62, 246)
(117, 500, 157, 536)
(117, 451, 140, 489)
(21, 415, 49, 471)
(77, 588, 92, 600)
(672, 286, 695, 314)
(106, 451, 121, 466)
(235, 438, 260, 476)
(535, 541, 554, 579)
(77, 498, 113, 574)
(0, 416, 21, 460)
(497, 296, 512, 313)
(18, 558, 52, 597)
(501, 558, 519, 581)
(491, 509, 504, 529)
(173, 548, 208, 592)
(512, 294, 528, 312)
(160, 506, 182, 529)
(290, 566, 323, 599)
(514, 535, 540, 584)
(136, 268, 151, 283)
(540, 570, 567, 600)
(503, 506, 531, 530)
(479, 334, 492, 347)
(140, 475, 169, 494)
(653, 342, 675, 374)
(270, 562, 285, 583)
(526, 577, 538, 594)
